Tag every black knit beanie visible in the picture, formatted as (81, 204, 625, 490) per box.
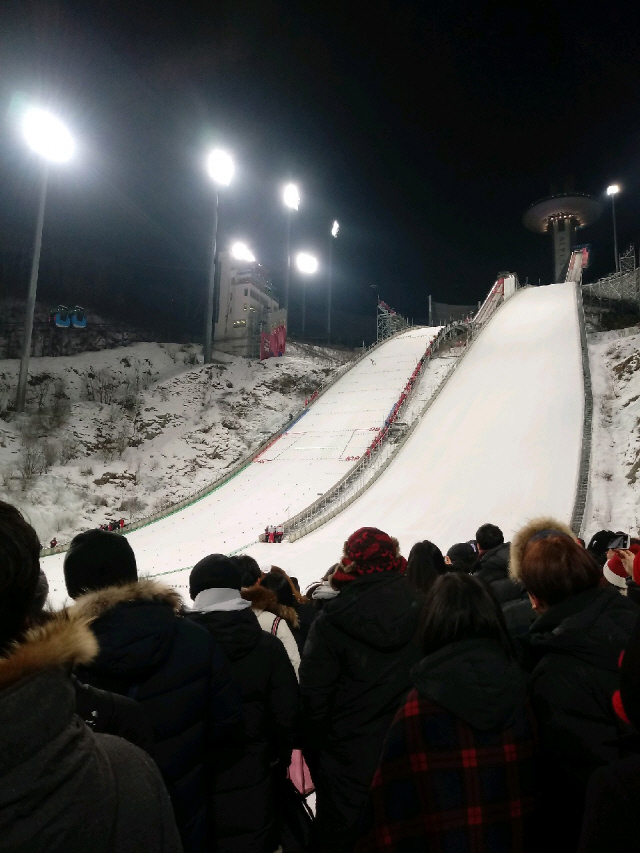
(189, 554, 242, 600)
(64, 530, 137, 599)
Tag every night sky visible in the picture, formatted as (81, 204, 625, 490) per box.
(2, 1, 640, 338)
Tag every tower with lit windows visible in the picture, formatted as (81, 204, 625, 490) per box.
(523, 191, 602, 282)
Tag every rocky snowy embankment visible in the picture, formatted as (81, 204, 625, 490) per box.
(0, 342, 350, 543)
(585, 327, 640, 535)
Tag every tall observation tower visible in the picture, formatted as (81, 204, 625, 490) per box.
(523, 191, 602, 282)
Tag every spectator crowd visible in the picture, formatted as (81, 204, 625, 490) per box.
(1, 501, 640, 852)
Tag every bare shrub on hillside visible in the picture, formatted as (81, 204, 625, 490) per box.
(30, 374, 53, 410)
(60, 433, 77, 463)
(18, 445, 44, 488)
(121, 388, 142, 416)
(114, 422, 132, 457)
(118, 496, 147, 515)
(83, 368, 118, 404)
(41, 440, 59, 472)
(50, 379, 71, 428)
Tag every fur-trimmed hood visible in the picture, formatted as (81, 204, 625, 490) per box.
(241, 583, 299, 629)
(0, 610, 97, 691)
(71, 579, 187, 681)
(509, 516, 577, 582)
(71, 578, 184, 621)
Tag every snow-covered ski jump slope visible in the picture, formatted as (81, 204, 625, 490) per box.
(247, 282, 585, 588)
(43, 326, 439, 602)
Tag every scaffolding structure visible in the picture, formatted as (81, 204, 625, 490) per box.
(377, 299, 409, 341)
(582, 246, 640, 315)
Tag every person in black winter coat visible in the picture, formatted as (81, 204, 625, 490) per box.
(579, 618, 640, 852)
(472, 522, 524, 604)
(27, 565, 155, 756)
(187, 555, 299, 853)
(299, 527, 422, 853)
(0, 500, 181, 853)
(64, 530, 244, 853)
(511, 516, 640, 850)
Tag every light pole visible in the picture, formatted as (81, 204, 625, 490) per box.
(204, 148, 234, 363)
(607, 184, 620, 273)
(328, 220, 339, 344)
(283, 183, 300, 317)
(296, 252, 318, 337)
(16, 108, 74, 413)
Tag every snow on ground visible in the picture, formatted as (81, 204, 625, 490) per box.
(0, 342, 341, 544)
(583, 327, 640, 536)
(42, 327, 440, 604)
(246, 282, 585, 591)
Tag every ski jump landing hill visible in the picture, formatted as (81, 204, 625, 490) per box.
(43, 326, 441, 604)
(246, 281, 585, 585)
(42, 281, 586, 602)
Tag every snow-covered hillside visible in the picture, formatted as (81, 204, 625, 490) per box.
(0, 342, 346, 542)
(584, 327, 640, 535)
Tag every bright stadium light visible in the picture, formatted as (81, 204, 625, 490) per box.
(22, 108, 74, 163)
(207, 148, 234, 186)
(328, 220, 340, 343)
(283, 183, 300, 210)
(16, 107, 75, 411)
(204, 148, 234, 364)
(296, 252, 318, 274)
(231, 241, 256, 263)
(606, 184, 621, 271)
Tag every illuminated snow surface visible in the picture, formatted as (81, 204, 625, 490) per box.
(43, 326, 442, 604)
(247, 282, 584, 587)
(43, 283, 584, 604)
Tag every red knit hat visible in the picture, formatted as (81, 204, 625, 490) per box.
(332, 527, 406, 587)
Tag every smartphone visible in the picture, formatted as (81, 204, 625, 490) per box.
(609, 534, 631, 551)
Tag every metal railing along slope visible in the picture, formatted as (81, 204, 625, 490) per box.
(570, 282, 594, 537)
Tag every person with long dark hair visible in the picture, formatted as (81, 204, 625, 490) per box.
(357, 573, 538, 852)
(262, 567, 317, 651)
(405, 539, 446, 595)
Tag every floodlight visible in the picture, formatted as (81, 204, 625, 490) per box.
(283, 183, 300, 210)
(207, 148, 234, 186)
(607, 184, 620, 196)
(331, 220, 339, 238)
(231, 242, 256, 263)
(296, 252, 318, 274)
(22, 108, 74, 162)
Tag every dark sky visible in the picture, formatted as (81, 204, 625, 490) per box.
(2, 0, 640, 332)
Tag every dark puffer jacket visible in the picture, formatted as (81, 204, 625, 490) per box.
(473, 542, 524, 604)
(0, 611, 181, 853)
(300, 572, 422, 853)
(73, 675, 154, 754)
(521, 585, 639, 848)
(73, 580, 243, 853)
(188, 606, 299, 853)
(357, 639, 538, 852)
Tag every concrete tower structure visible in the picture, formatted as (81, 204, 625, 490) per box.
(524, 192, 602, 282)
